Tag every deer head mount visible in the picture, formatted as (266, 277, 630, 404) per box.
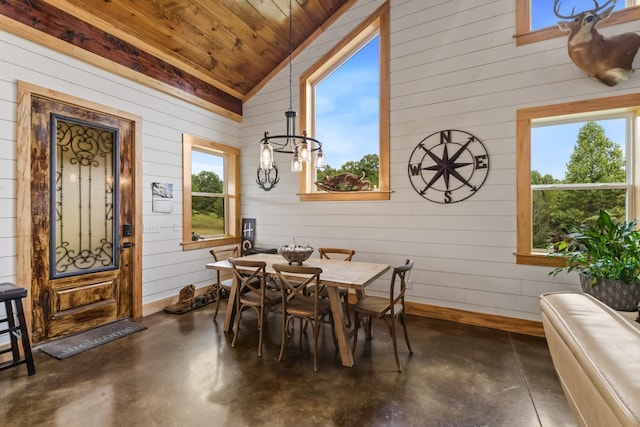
(554, 0, 640, 86)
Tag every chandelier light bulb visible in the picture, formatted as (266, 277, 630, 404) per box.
(299, 142, 309, 161)
(291, 154, 302, 172)
(260, 143, 273, 170)
(316, 150, 324, 168)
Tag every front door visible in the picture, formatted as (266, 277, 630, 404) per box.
(28, 94, 135, 343)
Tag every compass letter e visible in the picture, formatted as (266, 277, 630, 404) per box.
(475, 154, 488, 169)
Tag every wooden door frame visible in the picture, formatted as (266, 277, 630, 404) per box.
(16, 81, 143, 337)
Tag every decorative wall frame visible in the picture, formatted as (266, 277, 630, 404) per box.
(241, 218, 256, 255)
(152, 182, 173, 213)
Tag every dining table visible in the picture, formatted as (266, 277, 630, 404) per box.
(206, 252, 390, 367)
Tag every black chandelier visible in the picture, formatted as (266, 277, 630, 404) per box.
(257, 0, 324, 191)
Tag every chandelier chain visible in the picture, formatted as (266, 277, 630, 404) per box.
(288, 0, 293, 112)
(256, 0, 324, 183)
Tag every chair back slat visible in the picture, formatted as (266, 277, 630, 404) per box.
(273, 263, 330, 372)
(318, 247, 355, 261)
(211, 246, 239, 283)
(229, 259, 267, 304)
(389, 259, 414, 315)
(273, 263, 323, 311)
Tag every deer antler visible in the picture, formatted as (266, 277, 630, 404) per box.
(553, 0, 578, 19)
(554, 0, 616, 19)
(592, 0, 616, 15)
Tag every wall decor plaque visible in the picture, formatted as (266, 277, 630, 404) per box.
(408, 129, 489, 204)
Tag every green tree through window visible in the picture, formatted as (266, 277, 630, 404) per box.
(532, 121, 627, 249)
(191, 170, 224, 236)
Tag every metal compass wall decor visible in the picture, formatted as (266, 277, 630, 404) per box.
(408, 129, 489, 204)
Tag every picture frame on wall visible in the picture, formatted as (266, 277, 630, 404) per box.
(152, 182, 173, 213)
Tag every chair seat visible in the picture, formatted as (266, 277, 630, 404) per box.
(353, 296, 402, 317)
(0, 282, 35, 376)
(239, 290, 280, 307)
(286, 298, 331, 317)
(0, 283, 27, 301)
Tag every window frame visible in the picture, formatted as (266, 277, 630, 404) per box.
(514, 1, 640, 46)
(516, 94, 640, 266)
(182, 134, 240, 251)
(298, 1, 390, 202)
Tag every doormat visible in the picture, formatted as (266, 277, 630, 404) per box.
(37, 319, 147, 360)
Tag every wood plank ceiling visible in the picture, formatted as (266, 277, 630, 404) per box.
(0, 0, 352, 119)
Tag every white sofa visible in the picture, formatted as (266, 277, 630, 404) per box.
(540, 292, 640, 427)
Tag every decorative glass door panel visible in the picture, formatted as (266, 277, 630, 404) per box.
(50, 115, 120, 278)
(26, 91, 135, 343)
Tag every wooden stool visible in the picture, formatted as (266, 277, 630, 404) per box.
(0, 283, 35, 375)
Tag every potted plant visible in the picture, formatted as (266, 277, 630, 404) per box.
(548, 209, 640, 311)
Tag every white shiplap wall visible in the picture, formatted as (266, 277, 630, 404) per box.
(2, 0, 640, 323)
(241, 0, 640, 321)
(0, 29, 239, 309)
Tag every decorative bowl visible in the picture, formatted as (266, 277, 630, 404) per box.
(279, 245, 314, 265)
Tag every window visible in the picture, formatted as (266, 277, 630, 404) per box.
(515, 0, 640, 46)
(516, 94, 640, 266)
(182, 134, 240, 250)
(299, 1, 390, 202)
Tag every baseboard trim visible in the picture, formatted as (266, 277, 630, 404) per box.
(405, 302, 545, 337)
(142, 287, 545, 338)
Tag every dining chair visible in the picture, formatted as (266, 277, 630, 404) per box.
(352, 259, 414, 372)
(210, 245, 240, 320)
(229, 258, 280, 356)
(318, 247, 355, 262)
(273, 263, 334, 372)
(318, 247, 356, 327)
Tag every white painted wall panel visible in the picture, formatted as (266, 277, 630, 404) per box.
(3, 0, 639, 324)
(0, 29, 240, 305)
(241, 0, 640, 321)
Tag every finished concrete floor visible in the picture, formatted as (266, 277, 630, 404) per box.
(0, 301, 575, 426)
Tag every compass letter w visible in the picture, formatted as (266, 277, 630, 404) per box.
(409, 163, 421, 176)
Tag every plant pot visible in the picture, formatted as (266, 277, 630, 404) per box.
(579, 274, 640, 311)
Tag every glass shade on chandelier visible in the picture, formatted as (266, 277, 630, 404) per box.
(258, 109, 324, 173)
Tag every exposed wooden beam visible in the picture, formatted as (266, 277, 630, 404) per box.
(0, 0, 243, 119)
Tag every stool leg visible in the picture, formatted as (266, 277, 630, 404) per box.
(5, 300, 20, 363)
(14, 299, 35, 375)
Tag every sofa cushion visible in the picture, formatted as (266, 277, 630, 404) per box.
(540, 292, 640, 427)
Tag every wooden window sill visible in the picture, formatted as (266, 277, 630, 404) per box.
(182, 236, 240, 251)
(516, 252, 567, 267)
(298, 190, 392, 202)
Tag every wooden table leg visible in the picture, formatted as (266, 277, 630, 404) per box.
(223, 276, 239, 332)
(326, 286, 354, 367)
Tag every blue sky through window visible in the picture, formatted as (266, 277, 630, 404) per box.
(192, 150, 224, 180)
(532, 118, 626, 180)
(314, 35, 379, 170)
